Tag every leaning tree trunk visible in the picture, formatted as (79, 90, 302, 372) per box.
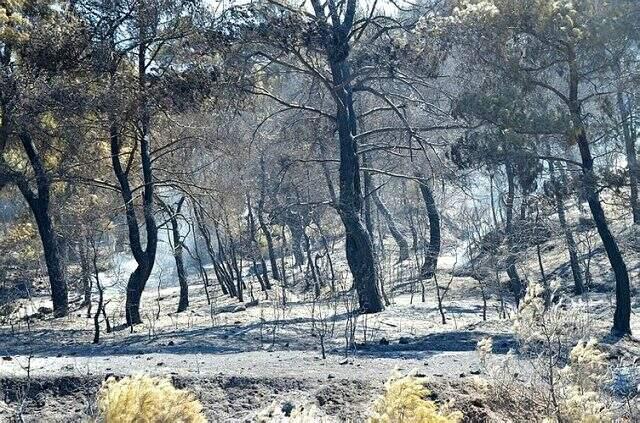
(371, 184, 409, 262)
(416, 174, 441, 279)
(311, 0, 383, 313)
(569, 53, 631, 335)
(576, 129, 631, 334)
(549, 160, 584, 295)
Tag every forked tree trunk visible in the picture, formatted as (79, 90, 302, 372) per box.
(310, 0, 383, 313)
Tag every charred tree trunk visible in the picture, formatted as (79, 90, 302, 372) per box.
(310, 0, 383, 312)
(362, 152, 376, 247)
(504, 163, 523, 305)
(78, 233, 92, 310)
(247, 195, 271, 291)
(159, 196, 189, 313)
(617, 90, 640, 224)
(258, 157, 281, 280)
(190, 212, 211, 304)
(229, 236, 244, 303)
(194, 206, 235, 297)
(371, 184, 409, 262)
(286, 216, 306, 267)
(109, 115, 157, 326)
(549, 160, 584, 295)
(569, 51, 631, 335)
(17, 132, 68, 317)
(416, 175, 441, 279)
(108, 21, 159, 325)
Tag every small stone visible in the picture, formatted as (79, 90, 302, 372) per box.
(339, 358, 349, 365)
(459, 373, 466, 378)
(157, 362, 164, 366)
(167, 340, 175, 346)
(1, 356, 12, 361)
(470, 369, 481, 375)
(398, 337, 411, 344)
(379, 337, 389, 345)
(281, 401, 294, 417)
(327, 374, 335, 379)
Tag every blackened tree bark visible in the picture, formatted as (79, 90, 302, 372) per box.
(158, 196, 189, 313)
(78, 232, 92, 309)
(371, 184, 409, 262)
(110, 113, 158, 325)
(16, 132, 69, 317)
(194, 205, 236, 297)
(361, 152, 376, 246)
(247, 195, 271, 291)
(309, 0, 384, 313)
(0, 41, 68, 317)
(229, 236, 244, 302)
(568, 50, 631, 335)
(285, 214, 306, 267)
(415, 174, 441, 279)
(503, 163, 524, 305)
(109, 5, 163, 325)
(548, 160, 585, 295)
(258, 158, 280, 280)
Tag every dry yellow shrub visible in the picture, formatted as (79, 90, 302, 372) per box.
(369, 374, 462, 423)
(97, 375, 207, 423)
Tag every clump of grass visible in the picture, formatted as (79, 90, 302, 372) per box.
(369, 373, 462, 423)
(96, 374, 206, 423)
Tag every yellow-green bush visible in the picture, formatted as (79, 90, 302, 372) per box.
(369, 374, 462, 423)
(96, 375, 206, 423)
